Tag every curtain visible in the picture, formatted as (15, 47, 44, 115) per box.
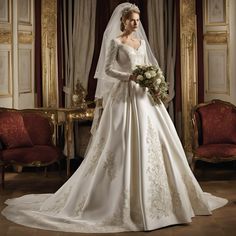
(60, 0, 96, 158)
(62, 0, 96, 108)
(174, 0, 182, 137)
(35, 0, 42, 107)
(73, 1, 96, 91)
(57, 0, 64, 107)
(196, 0, 204, 103)
(147, 0, 176, 120)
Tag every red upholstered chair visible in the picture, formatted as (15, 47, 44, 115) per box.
(0, 109, 62, 188)
(191, 99, 236, 171)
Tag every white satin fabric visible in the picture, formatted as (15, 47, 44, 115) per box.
(2, 39, 227, 233)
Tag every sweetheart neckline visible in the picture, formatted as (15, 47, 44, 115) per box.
(116, 39, 142, 51)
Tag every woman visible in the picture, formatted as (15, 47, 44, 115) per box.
(2, 3, 227, 233)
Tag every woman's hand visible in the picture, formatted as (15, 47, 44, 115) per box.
(129, 74, 137, 81)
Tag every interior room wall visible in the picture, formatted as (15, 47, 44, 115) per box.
(203, 0, 236, 105)
(229, 0, 236, 104)
(0, 0, 35, 109)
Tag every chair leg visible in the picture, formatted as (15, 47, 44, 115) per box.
(1, 164, 5, 189)
(44, 166, 48, 177)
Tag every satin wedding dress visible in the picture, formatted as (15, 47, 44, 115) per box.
(2, 38, 227, 233)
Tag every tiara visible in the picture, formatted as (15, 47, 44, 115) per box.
(121, 4, 140, 17)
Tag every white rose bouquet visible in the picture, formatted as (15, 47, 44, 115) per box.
(132, 65, 168, 105)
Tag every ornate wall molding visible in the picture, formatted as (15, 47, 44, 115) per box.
(204, 31, 228, 44)
(41, 0, 58, 107)
(203, 0, 230, 103)
(180, 0, 198, 152)
(18, 32, 33, 44)
(0, 30, 12, 44)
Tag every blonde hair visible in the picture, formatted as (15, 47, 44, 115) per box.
(120, 4, 140, 32)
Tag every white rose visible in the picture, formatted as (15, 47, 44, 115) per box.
(137, 75, 144, 81)
(144, 71, 152, 79)
(149, 70, 157, 77)
(157, 70, 163, 77)
(156, 78, 162, 85)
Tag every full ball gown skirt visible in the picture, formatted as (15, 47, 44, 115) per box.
(2, 39, 227, 233)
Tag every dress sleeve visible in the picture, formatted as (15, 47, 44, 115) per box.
(105, 39, 130, 81)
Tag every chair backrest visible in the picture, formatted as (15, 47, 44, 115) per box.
(22, 112, 54, 146)
(193, 100, 236, 146)
(0, 111, 33, 149)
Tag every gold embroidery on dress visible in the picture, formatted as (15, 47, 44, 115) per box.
(83, 137, 106, 177)
(101, 189, 130, 226)
(146, 117, 172, 219)
(41, 186, 73, 213)
(161, 144, 184, 217)
(103, 151, 116, 180)
(75, 196, 87, 216)
(182, 172, 209, 211)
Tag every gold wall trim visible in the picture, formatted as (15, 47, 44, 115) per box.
(0, 30, 12, 44)
(41, 0, 58, 107)
(180, 0, 197, 152)
(18, 32, 33, 44)
(204, 32, 228, 44)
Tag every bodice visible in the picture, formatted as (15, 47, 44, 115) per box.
(105, 38, 149, 81)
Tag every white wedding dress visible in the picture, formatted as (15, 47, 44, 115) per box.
(2, 38, 227, 233)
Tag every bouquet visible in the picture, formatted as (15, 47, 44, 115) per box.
(132, 65, 168, 105)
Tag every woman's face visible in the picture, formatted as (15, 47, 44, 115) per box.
(124, 12, 140, 32)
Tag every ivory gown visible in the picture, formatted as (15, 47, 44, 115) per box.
(2, 39, 227, 233)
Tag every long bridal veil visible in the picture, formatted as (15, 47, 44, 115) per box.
(94, 3, 158, 101)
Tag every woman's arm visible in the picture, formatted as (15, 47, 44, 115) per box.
(105, 39, 130, 81)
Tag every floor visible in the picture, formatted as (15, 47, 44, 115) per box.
(0, 162, 236, 236)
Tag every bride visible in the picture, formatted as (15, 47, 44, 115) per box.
(2, 2, 227, 233)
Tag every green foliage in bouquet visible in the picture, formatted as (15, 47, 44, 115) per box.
(132, 65, 169, 105)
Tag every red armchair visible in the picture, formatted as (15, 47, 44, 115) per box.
(191, 99, 236, 171)
(0, 109, 62, 188)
